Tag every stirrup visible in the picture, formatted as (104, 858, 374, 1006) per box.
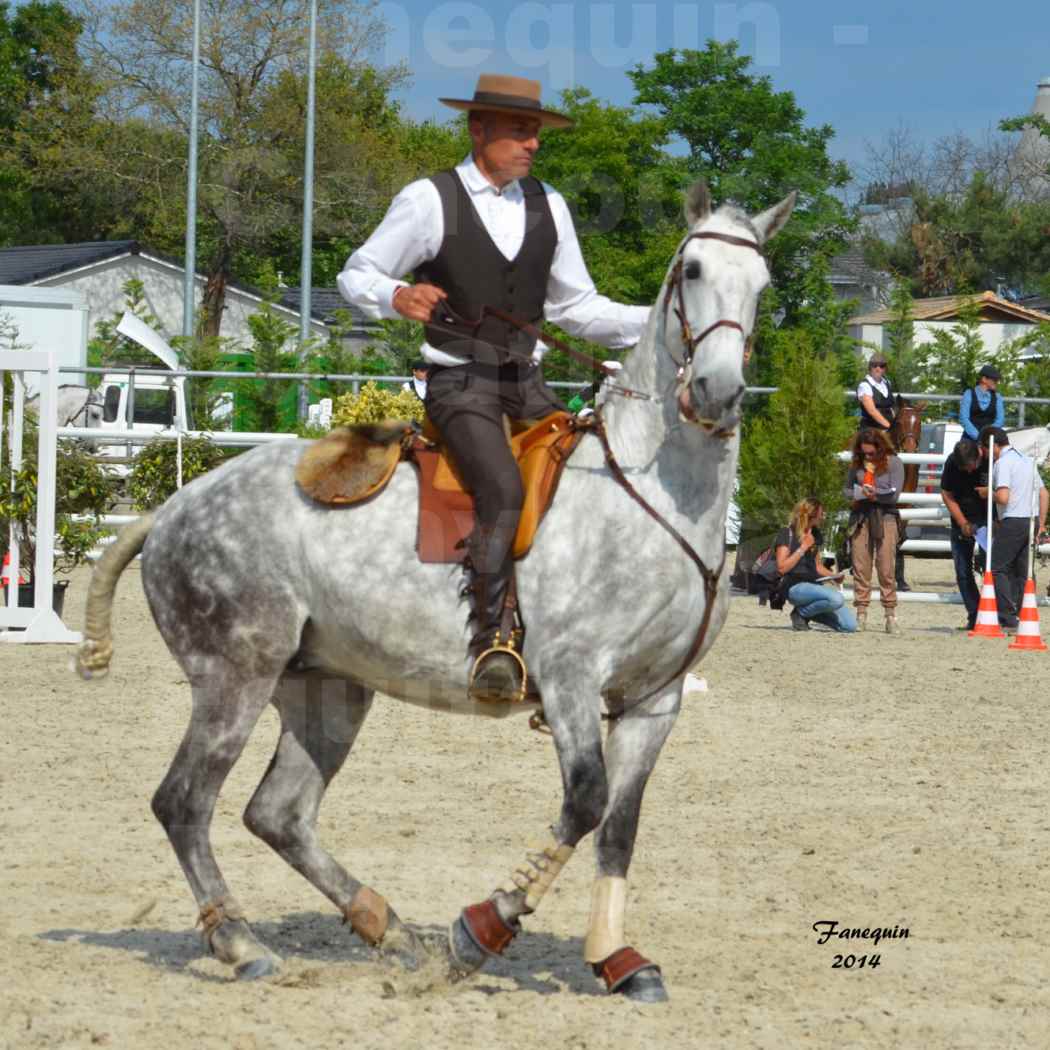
(468, 642, 528, 704)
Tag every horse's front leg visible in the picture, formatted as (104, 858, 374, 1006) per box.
(448, 689, 607, 975)
(584, 681, 680, 1002)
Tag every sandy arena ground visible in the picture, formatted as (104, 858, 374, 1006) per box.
(2, 559, 1050, 1050)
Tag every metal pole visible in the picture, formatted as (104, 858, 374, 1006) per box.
(182, 0, 202, 339)
(297, 0, 318, 421)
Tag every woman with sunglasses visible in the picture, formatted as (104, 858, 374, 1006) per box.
(857, 354, 897, 431)
(845, 428, 905, 634)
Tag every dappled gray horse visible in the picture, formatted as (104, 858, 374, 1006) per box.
(77, 182, 795, 1001)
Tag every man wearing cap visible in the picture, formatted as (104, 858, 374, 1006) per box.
(960, 365, 1004, 440)
(856, 354, 896, 431)
(338, 74, 649, 702)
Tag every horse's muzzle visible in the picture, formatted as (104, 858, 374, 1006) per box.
(678, 381, 744, 438)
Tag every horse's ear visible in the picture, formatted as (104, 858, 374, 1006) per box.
(684, 181, 711, 227)
(751, 191, 798, 244)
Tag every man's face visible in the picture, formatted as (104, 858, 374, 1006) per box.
(470, 112, 541, 185)
(981, 376, 998, 391)
(869, 361, 887, 378)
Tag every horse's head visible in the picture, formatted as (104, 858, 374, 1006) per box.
(893, 400, 926, 453)
(666, 181, 796, 437)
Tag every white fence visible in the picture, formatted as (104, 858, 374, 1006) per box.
(1, 350, 81, 643)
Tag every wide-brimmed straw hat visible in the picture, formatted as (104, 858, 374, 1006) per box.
(439, 73, 574, 129)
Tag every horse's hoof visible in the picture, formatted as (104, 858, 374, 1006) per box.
(615, 967, 669, 1003)
(447, 914, 488, 978)
(235, 955, 278, 981)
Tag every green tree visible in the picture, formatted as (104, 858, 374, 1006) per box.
(879, 279, 922, 392)
(0, 0, 113, 244)
(628, 43, 855, 319)
(738, 331, 855, 539)
(87, 278, 164, 373)
(237, 303, 298, 432)
(69, 0, 406, 336)
(864, 172, 1050, 298)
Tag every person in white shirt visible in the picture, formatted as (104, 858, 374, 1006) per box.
(338, 73, 649, 703)
(402, 360, 428, 401)
(980, 425, 1049, 631)
(856, 355, 896, 431)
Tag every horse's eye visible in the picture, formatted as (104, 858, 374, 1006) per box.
(684, 261, 701, 280)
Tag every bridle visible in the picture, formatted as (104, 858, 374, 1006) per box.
(662, 230, 763, 375)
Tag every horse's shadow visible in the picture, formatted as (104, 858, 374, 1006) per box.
(39, 912, 600, 996)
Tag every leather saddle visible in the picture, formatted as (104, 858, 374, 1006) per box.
(295, 412, 583, 563)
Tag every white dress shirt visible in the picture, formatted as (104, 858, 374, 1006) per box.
(338, 155, 650, 367)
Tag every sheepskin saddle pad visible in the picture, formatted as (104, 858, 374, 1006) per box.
(295, 421, 413, 506)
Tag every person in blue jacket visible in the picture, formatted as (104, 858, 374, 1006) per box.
(960, 365, 1004, 439)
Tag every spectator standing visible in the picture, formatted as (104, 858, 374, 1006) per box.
(960, 365, 1004, 439)
(845, 428, 905, 634)
(979, 426, 1049, 632)
(857, 354, 897, 432)
(939, 438, 987, 631)
(774, 498, 856, 632)
(402, 360, 429, 401)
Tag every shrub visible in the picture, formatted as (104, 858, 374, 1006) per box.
(0, 429, 119, 580)
(331, 381, 424, 426)
(127, 436, 227, 510)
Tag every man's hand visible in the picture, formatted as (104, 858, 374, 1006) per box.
(959, 521, 974, 538)
(392, 283, 447, 322)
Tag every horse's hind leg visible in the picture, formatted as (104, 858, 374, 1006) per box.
(583, 683, 680, 1002)
(151, 662, 281, 979)
(243, 673, 420, 954)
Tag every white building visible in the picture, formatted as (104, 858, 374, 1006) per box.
(849, 290, 1050, 362)
(0, 241, 377, 353)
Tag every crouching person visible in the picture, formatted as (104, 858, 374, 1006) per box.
(774, 497, 856, 633)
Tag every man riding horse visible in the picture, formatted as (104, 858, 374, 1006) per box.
(339, 73, 649, 703)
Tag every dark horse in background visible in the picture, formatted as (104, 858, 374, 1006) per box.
(889, 398, 925, 591)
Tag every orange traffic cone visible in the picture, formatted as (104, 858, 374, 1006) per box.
(1008, 579, 1047, 651)
(969, 571, 1004, 638)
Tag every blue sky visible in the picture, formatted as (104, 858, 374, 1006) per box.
(374, 0, 1049, 178)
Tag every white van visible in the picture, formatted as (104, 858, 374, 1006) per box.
(93, 370, 189, 467)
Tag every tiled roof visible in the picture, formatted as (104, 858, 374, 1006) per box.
(0, 240, 377, 331)
(850, 290, 1050, 326)
(828, 245, 888, 287)
(0, 240, 139, 284)
(279, 287, 375, 330)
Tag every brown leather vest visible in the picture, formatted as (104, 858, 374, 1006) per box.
(416, 169, 556, 365)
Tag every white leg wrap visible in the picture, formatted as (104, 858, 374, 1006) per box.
(501, 838, 575, 911)
(584, 876, 628, 963)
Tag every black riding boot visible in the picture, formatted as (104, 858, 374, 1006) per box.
(463, 526, 526, 703)
(895, 548, 911, 592)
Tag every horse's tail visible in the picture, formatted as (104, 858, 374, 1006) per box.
(74, 512, 156, 680)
